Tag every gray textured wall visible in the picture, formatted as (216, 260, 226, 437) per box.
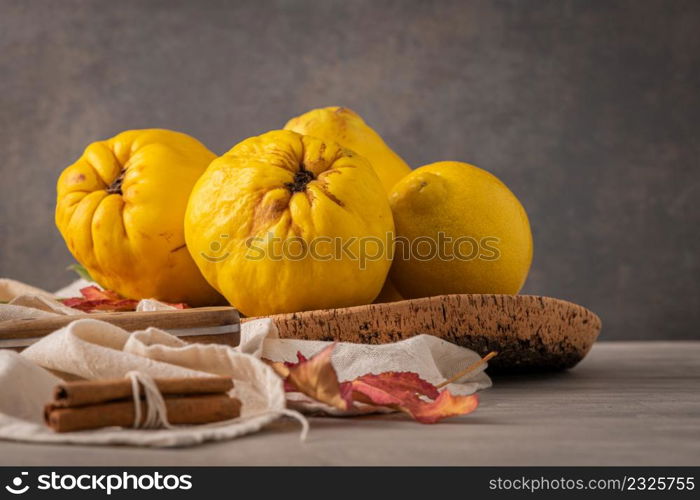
(1, 0, 698, 339)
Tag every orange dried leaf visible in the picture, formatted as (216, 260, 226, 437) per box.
(402, 392, 479, 424)
(263, 359, 290, 378)
(283, 344, 351, 410)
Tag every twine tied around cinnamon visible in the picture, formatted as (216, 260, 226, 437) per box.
(124, 371, 310, 440)
(126, 371, 173, 430)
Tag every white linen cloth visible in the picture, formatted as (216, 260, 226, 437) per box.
(0, 279, 491, 447)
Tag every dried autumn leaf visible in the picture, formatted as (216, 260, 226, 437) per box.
(405, 391, 479, 424)
(351, 376, 479, 424)
(275, 345, 480, 423)
(284, 344, 351, 410)
(78, 286, 120, 301)
(264, 351, 309, 378)
(61, 297, 139, 312)
(350, 372, 440, 401)
(263, 360, 295, 392)
(60, 286, 188, 313)
(265, 360, 290, 379)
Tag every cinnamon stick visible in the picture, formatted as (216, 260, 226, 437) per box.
(45, 394, 241, 433)
(53, 376, 234, 408)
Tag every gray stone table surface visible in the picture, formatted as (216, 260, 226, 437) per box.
(0, 341, 698, 466)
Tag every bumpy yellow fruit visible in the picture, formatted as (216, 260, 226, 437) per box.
(185, 130, 394, 317)
(55, 129, 224, 306)
(284, 106, 411, 193)
(389, 161, 533, 298)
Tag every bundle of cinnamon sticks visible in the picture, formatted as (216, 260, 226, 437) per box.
(45, 376, 241, 433)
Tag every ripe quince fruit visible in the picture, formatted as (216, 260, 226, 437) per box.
(55, 129, 224, 306)
(184, 130, 394, 317)
(389, 161, 533, 298)
(284, 106, 411, 193)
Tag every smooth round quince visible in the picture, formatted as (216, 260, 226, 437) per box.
(185, 130, 394, 316)
(389, 161, 533, 298)
(55, 129, 224, 306)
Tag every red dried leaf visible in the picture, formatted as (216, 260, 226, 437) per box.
(59, 298, 85, 309)
(60, 297, 139, 312)
(274, 345, 480, 423)
(85, 299, 140, 311)
(60, 286, 189, 313)
(351, 372, 440, 401)
(351, 378, 479, 424)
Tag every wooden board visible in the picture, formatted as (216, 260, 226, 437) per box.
(247, 294, 602, 372)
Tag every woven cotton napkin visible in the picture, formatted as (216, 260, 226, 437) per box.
(0, 278, 491, 447)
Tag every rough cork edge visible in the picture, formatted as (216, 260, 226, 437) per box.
(246, 294, 602, 373)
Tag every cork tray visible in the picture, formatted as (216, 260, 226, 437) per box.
(248, 294, 601, 373)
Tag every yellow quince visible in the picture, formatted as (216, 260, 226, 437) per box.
(184, 130, 394, 317)
(55, 129, 224, 306)
(284, 106, 411, 193)
(389, 161, 533, 298)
